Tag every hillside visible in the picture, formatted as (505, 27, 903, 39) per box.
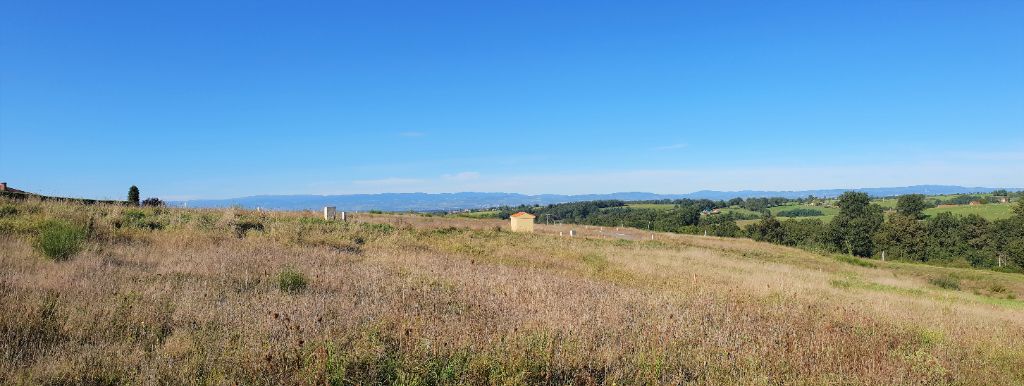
(2, 198, 1023, 384)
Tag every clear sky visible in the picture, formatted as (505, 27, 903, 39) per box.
(1, 1, 1022, 200)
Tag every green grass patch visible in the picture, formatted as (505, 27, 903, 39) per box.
(833, 254, 878, 268)
(115, 209, 165, 230)
(830, 275, 924, 297)
(922, 204, 1014, 221)
(719, 207, 764, 218)
(278, 268, 308, 293)
(929, 275, 961, 291)
(580, 253, 609, 272)
(35, 220, 87, 261)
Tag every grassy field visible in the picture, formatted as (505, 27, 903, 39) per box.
(718, 206, 762, 218)
(922, 204, 1017, 220)
(2, 198, 1023, 384)
(734, 202, 1015, 227)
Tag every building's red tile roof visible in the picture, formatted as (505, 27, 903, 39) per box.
(510, 211, 536, 219)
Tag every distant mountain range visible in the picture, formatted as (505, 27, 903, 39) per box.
(168, 185, 1021, 211)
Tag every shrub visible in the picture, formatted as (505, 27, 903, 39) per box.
(141, 197, 164, 207)
(0, 204, 18, 217)
(35, 220, 87, 261)
(278, 268, 308, 293)
(233, 219, 264, 238)
(115, 209, 164, 230)
(367, 223, 395, 232)
(929, 275, 960, 290)
(776, 208, 824, 217)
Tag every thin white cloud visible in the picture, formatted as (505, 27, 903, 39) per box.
(947, 151, 1024, 161)
(351, 177, 425, 186)
(398, 131, 426, 138)
(653, 143, 688, 151)
(442, 171, 481, 181)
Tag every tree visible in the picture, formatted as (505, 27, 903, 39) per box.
(698, 213, 740, 237)
(780, 218, 825, 247)
(960, 214, 991, 267)
(925, 212, 966, 263)
(873, 214, 928, 261)
(990, 202, 1024, 269)
(896, 194, 929, 219)
(826, 192, 884, 257)
(128, 186, 140, 206)
(747, 214, 785, 244)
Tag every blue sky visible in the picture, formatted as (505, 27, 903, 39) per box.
(1, 1, 1022, 200)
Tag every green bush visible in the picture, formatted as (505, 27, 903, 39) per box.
(233, 219, 264, 238)
(278, 268, 308, 293)
(776, 208, 824, 217)
(0, 204, 18, 217)
(929, 275, 961, 290)
(35, 220, 87, 261)
(115, 209, 164, 230)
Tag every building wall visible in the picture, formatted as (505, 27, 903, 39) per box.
(510, 217, 534, 233)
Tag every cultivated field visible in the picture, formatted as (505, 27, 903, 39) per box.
(2, 198, 1023, 384)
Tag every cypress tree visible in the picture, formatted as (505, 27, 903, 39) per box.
(128, 185, 140, 206)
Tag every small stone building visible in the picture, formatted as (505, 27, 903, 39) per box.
(509, 212, 536, 233)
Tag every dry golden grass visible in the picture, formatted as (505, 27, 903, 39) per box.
(1, 198, 1023, 385)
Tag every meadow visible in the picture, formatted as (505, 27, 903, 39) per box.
(734, 202, 1013, 227)
(921, 204, 1016, 220)
(2, 198, 1023, 384)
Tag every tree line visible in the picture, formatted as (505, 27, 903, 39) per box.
(746, 192, 1024, 272)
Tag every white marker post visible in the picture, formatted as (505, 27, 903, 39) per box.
(324, 206, 336, 221)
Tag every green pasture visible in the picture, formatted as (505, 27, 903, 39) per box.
(923, 203, 1015, 220)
